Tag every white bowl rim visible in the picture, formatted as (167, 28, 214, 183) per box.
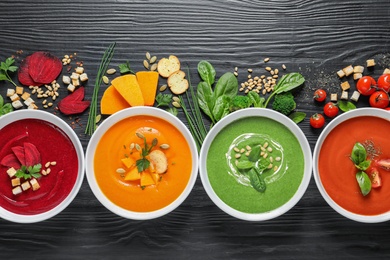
(85, 106, 199, 220)
(199, 108, 312, 221)
(0, 109, 85, 223)
(313, 107, 390, 223)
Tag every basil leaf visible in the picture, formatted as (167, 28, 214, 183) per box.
(247, 91, 265, 107)
(356, 171, 371, 196)
(274, 73, 305, 94)
(248, 145, 261, 162)
(197, 81, 215, 122)
(214, 72, 238, 99)
(356, 160, 371, 171)
(338, 100, 356, 112)
(289, 111, 306, 124)
(236, 160, 254, 170)
(197, 60, 216, 86)
(351, 142, 367, 165)
(212, 95, 231, 121)
(248, 168, 266, 193)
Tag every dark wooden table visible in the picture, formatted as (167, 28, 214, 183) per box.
(1, 0, 390, 259)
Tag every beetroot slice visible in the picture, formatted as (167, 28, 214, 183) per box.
(67, 87, 85, 102)
(24, 142, 41, 166)
(0, 153, 21, 169)
(58, 100, 91, 115)
(18, 56, 41, 86)
(28, 51, 62, 84)
(11, 146, 26, 166)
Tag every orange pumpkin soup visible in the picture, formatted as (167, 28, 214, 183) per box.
(319, 116, 390, 216)
(94, 115, 192, 212)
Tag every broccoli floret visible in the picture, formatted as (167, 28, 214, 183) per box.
(271, 92, 296, 115)
(229, 95, 251, 112)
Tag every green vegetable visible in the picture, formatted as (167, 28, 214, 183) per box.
(135, 132, 157, 172)
(271, 92, 296, 115)
(248, 145, 261, 162)
(155, 93, 172, 107)
(229, 95, 251, 112)
(247, 91, 265, 107)
(0, 57, 18, 87)
(85, 42, 116, 136)
(197, 61, 238, 124)
(166, 107, 178, 116)
(351, 142, 367, 165)
(248, 167, 266, 193)
(118, 60, 135, 75)
(338, 100, 356, 112)
(0, 94, 13, 116)
(15, 164, 42, 179)
(289, 112, 306, 124)
(356, 171, 371, 196)
(236, 160, 255, 170)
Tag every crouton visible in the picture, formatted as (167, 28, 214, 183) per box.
(157, 55, 180, 78)
(148, 150, 168, 174)
(167, 70, 189, 94)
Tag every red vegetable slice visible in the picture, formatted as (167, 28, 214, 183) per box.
(24, 142, 41, 166)
(28, 51, 62, 84)
(0, 153, 21, 169)
(11, 146, 26, 166)
(18, 55, 40, 86)
(67, 87, 86, 102)
(58, 100, 91, 115)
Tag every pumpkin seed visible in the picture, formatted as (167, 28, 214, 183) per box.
(116, 168, 126, 174)
(102, 75, 109, 84)
(150, 63, 158, 71)
(143, 60, 149, 69)
(106, 68, 116, 75)
(159, 84, 167, 92)
(146, 52, 151, 60)
(96, 114, 102, 123)
(172, 101, 181, 108)
(150, 56, 157, 64)
(135, 143, 141, 151)
(172, 96, 180, 103)
(160, 144, 170, 149)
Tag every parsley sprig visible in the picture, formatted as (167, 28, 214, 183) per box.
(15, 164, 42, 179)
(118, 60, 135, 75)
(135, 132, 157, 172)
(0, 57, 18, 87)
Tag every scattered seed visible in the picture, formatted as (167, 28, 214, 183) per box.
(267, 147, 273, 152)
(102, 75, 109, 84)
(234, 72, 238, 77)
(273, 165, 279, 171)
(106, 68, 117, 75)
(143, 60, 149, 69)
(263, 153, 268, 158)
(264, 58, 270, 62)
(45, 162, 50, 168)
(150, 56, 157, 64)
(235, 153, 241, 159)
(275, 157, 281, 162)
(96, 114, 102, 123)
(135, 143, 141, 151)
(263, 142, 269, 148)
(130, 143, 135, 150)
(146, 52, 151, 60)
(116, 168, 126, 174)
(172, 101, 181, 108)
(172, 96, 181, 103)
(282, 64, 287, 70)
(248, 68, 253, 73)
(46, 168, 51, 174)
(51, 161, 57, 166)
(160, 144, 170, 149)
(265, 67, 272, 72)
(150, 63, 158, 71)
(234, 147, 240, 152)
(42, 169, 47, 175)
(245, 151, 250, 156)
(246, 145, 251, 151)
(240, 148, 245, 153)
(267, 163, 273, 169)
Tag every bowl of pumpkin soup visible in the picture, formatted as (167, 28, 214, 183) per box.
(199, 108, 312, 221)
(0, 110, 85, 223)
(313, 108, 390, 223)
(86, 107, 198, 220)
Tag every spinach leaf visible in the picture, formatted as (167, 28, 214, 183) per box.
(351, 142, 367, 165)
(289, 111, 306, 124)
(197, 60, 216, 86)
(247, 91, 265, 107)
(248, 167, 266, 193)
(338, 100, 356, 112)
(236, 160, 255, 170)
(197, 81, 215, 122)
(214, 72, 238, 99)
(248, 145, 261, 162)
(212, 95, 231, 121)
(0, 94, 3, 107)
(273, 73, 305, 94)
(356, 171, 371, 196)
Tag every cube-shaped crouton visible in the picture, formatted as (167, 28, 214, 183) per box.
(12, 186, 22, 195)
(342, 65, 354, 77)
(75, 66, 84, 74)
(336, 70, 345, 78)
(21, 92, 31, 100)
(6, 88, 15, 97)
(15, 86, 24, 95)
(30, 178, 40, 191)
(21, 181, 31, 191)
(353, 65, 364, 74)
(79, 73, 88, 82)
(62, 75, 71, 85)
(384, 68, 390, 75)
(72, 78, 80, 87)
(70, 72, 80, 80)
(351, 91, 360, 102)
(341, 91, 348, 100)
(12, 100, 23, 109)
(28, 103, 38, 110)
(7, 167, 17, 178)
(10, 93, 20, 102)
(330, 93, 338, 102)
(340, 81, 351, 91)
(353, 73, 362, 80)
(11, 178, 21, 187)
(67, 84, 76, 92)
(367, 59, 375, 67)
(24, 97, 35, 106)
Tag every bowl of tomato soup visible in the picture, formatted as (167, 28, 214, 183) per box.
(199, 108, 312, 221)
(313, 108, 390, 223)
(86, 107, 198, 220)
(0, 110, 84, 223)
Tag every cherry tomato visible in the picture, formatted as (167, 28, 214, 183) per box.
(368, 167, 381, 188)
(313, 89, 327, 102)
(310, 113, 325, 128)
(369, 90, 389, 108)
(377, 74, 390, 92)
(356, 76, 376, 96)
(323, 102, 339, 117)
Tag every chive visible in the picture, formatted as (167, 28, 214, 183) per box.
(85, 42, 116, 136)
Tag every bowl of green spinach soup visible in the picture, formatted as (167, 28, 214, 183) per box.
(199, 108, 312, 221)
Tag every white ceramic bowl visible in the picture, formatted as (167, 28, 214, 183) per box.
(0, 110, 85, 223)
(86, 107, 198, 220)
(199, 108, 312, 221)
(313, 108, 390, 223)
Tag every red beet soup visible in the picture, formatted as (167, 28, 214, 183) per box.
(0, 118, 78, 215)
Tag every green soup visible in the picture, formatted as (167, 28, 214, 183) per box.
(206, 116, 304, 213)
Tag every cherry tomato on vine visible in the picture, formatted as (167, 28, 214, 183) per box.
(356, 76, 376, 96)
(377, 74, 390, 93)
(323, 102, 339, 117)
(369, 90, 390, 108)
(310, 113, 325, 128)
(313, 89, 327, 102)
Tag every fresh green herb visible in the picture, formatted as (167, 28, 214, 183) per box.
(350, 142, 372, 196)
(248, 145, 262, 162)
(15, 164, 42, 179)
(236, 160, 255, 170)
(0, 57, 18, 87)
(166, 107, 178, 116)
(85, 42, 116, 136)
(0, 94, 13, 116)
(338, 100, 356, 112)
(351, 142, 368, 166)
(135, 132, 157, 172)
(156, 93, 173, 107)
(356, 171, 371, 196)
(247, 166, 266, 193)
(118, 60, 135, 75)
(289, 112, 306, 124)
(197, 60, 238, 124)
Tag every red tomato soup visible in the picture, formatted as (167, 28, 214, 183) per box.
(319, 116, 390, 215)
(0, 119, 78, 215)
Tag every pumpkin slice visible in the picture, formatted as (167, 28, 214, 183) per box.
(111, 74, 144, 107)
(124, 167, 141, 181)
(140, 172, 155, 186)
(121, 157, 135, 169)
(136, 71, 159, 106)
(100, 85, 130, 115)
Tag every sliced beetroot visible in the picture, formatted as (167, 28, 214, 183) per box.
(67, 87, 86, 102)
(11, 146, 26, 166)
(58, 100, 91, 115)
(18, 55, 40, 86)
(24, 142, 41, 166)
(28, 51, 62, 84)
(0, 153, 21, 169)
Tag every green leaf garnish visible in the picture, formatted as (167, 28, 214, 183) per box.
(118, 60, 135, 75)
(15, 164, 42, 179)
(0, 57, 18, 87)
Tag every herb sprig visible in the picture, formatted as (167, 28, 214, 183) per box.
(118, 60, 135, 75)
(0, 57, 18, 87)
(85, 42, 116, 135)
(15, 164, 42, 179)
(0, 94, 13, 116)
(135, 132, 158, 172)
(350, 142, 372, 196)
